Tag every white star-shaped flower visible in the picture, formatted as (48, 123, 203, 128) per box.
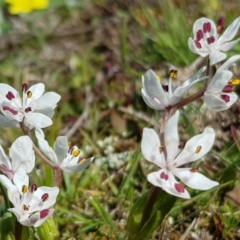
(141, 111, 219, 199)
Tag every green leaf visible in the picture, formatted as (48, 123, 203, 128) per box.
(127, 188, 176, 240)
(0, 212, 14, 239)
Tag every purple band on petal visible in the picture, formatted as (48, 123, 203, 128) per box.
(3, 106, 18, 115)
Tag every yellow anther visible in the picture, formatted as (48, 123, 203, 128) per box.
(169, 69, 178, 79)
(78, 157, 86, 164)
(157, 75, 161, 81)
(190, 167, 198, 172)
(68, 141, 72, 148)
(195, 146, 202, 154)
(22, 185, 28, 193)
(229, 78, 240, 85)
(27, 91, 32, 98)
(22, 204, 29, 211)
(72, 149, 80, 157)
(159, 146, 164, 153)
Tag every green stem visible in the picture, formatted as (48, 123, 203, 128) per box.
(15, 221, 22, 240)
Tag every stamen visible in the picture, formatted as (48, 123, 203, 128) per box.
(31, 184, 38, 192)
(22, 185, 28, 193)
(195, 146, 202, 153)
(68, 141, 72, 148)
(162, 85, 169, 92)
(159, 146, 164, 153)
(229, 78, 240, 85)
(68, 147, 74, 154)
(174, 183, 185, 193)
(169, 69, 178, 79)
(22, 204, 29, 211)
(72, 149, 80, 157)
(3, 106, 18, 115)
(160, 172, 169, 181)
(22, 83, 28, 92)
(78, 157, 86, 164)
(194, 40, 202, 49)
(41, 193, 49, 202)
(190, 167, 199, 172)
(27, 91, 32, 98)
(217, 17, 225, 34)
(40, 209, 49, 219)
(25, 107, 32, 113)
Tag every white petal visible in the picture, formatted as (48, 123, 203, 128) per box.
(28, 83, 45, 99)
(13, 168, 29, 195)
(141, 128, 165, 168)
(170, 67, 207, 105)
(29, 92, 61, 110)
(204, 92, 237, 111)
(209, 51, 226, 66)
(33, 209, 54, 227)
(219, 39, 240, 52)
(0, 145, 11, 169)
(175, 127, 215, 166)
(192, 18, 217, 37)
(142, 70, 168, 106)
(30, 186, 59, 211)
(0, 84, 21, 104)
(62, 156, 94, 172)
(0, 115, 19, 127)
(173, 168, 219, 190)
(10, 136, 35, 173)
(208, 70, 232, 91)
(218, 17, 240, 45)
(53, 136, 69, 165)
(218, 55, 240, 71)
(0, 101, 24, 122)
(35, 128, 58, 164)
(25, 112, 52, 129)
(165, 111, 180, 160)
(147, 170, 191, 199)
(0, 174, 20, 206)
(141, 89, 165, 110)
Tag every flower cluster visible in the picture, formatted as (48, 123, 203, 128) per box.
(141, 16, 240, 199)
(0, 82, 94, 228)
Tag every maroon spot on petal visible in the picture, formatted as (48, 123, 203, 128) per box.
(174, 183, 185, 193)
(40, 209, 49, 219)
(162, 85, 169, 92)
(6, 91, 15, 100)
(222, 84, 233, 93)
(206, 22, 211, 32)
(160, 172, 169, 181)
(203, 22, 207, 33)
(41, 193, 49, 202)
(194, 40, 202, 49)
(68, 147, 74, 154)
(196, 29, 204, 41)
(3, 106, 18, 115)
(221, 94, 230, 103)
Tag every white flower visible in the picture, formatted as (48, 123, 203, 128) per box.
(35, 128, 94, 172)
(141, 67, 206, 110)
(141, 111, 219, 199)
(0, 83, 61, 129)
(203, 55, 240, 111)
(188, 17, 240, 65)
(0, 169, 59, 227)
(0, 136, 35, 179)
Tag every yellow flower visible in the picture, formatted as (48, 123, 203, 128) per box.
(5, 0, 49, 14)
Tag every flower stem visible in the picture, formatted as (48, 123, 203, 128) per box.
(15, 221, 22, 240)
